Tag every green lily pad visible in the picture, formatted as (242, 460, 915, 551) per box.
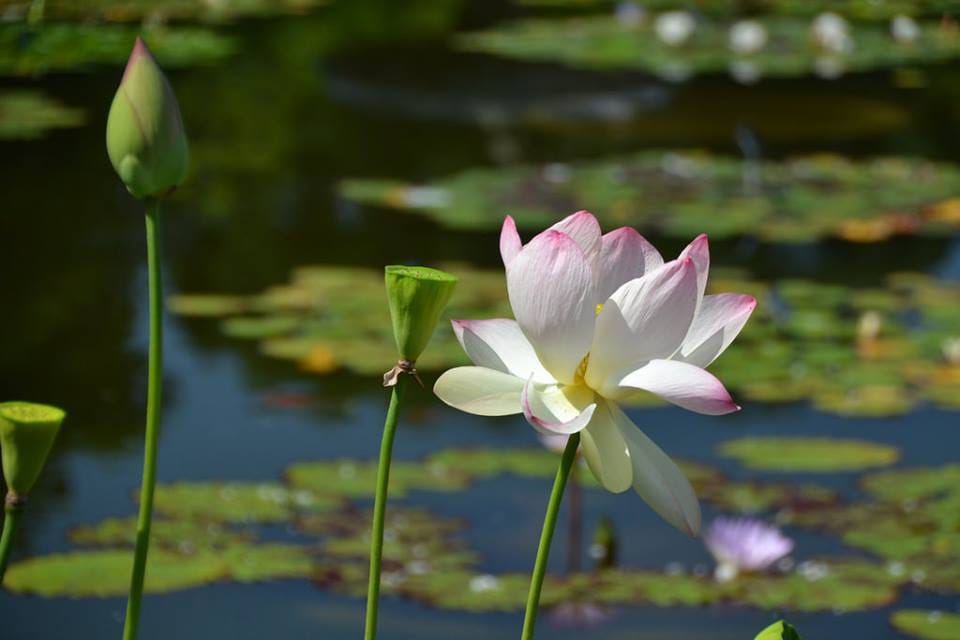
(286, 460, 471, 497)
(0, 23, 234, 77)
(701, 481, 837, 514)
(457, 15, 960, 80)
(861, 465, 960, 502)
(70, 517, 250, 550)
(3, 549, 226, 597)
(5, 0, 325, 23)
(755, 620, 801, 640)
(0, 90, 83, 139)
(223, 544, 314, 583)
(338, 152, 960, 243)
(152, 482, 340, 523)
(718, 437, 900, 472)
(891, 610, 960, 640)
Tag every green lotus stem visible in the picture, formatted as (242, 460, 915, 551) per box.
(363, 374, 408, 640)
(520, 432, 581, 640)
(0, 498, 23, 582)
(122, 199, 164, 640)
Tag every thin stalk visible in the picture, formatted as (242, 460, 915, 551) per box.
(363, 374, 408, 640)
(520, 432, 581, 640)
(122, 199, 164, 640)
(567, 463, 582, 574)
(0, 500, 23, 582)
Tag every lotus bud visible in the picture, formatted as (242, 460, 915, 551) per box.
(383, 266, 457, 383)
(106, 37, 189, 200)
(0, 402, 65, 499)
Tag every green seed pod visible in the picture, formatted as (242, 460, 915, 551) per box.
(385, 266, 457, 363)
(106, 37, 189, 200)
(0, 402, 66, 498)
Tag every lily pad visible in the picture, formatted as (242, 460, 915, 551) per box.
(718, 437, 900, 472)
(891, 610, 960, 640)
(3, 549, 226, 597)
(0, 90, 83, 139)
(152, 482, 340, 523)
(0, 23, 234, 77)
(457, 15, 960, 80)
(3, 0, 325, 23)
(70, 517, 250, 550)
(223, 544, 314, 583)
(338, 152, 960, 242)
(286, 460, 471, 497)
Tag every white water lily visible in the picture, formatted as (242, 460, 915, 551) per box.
(729, 20, 768, 56)
(434, 211, 755, 535)
(655, 11, 696, 47)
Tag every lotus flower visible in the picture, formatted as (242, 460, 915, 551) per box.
(703, 517, 794, 582)
(434, 211, 755, 535)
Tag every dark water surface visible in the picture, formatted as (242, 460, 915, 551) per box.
(1, 3, 959, 639)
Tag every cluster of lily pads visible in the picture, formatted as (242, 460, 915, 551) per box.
(338, 152, 960, 243)
(457, 9, 960, 81)
(0, 0, 324, 23)
(3, 438, 956, 637)
(169, 263, 960, 417)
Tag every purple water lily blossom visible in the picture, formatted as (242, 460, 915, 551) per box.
(704, 517, 794, 582)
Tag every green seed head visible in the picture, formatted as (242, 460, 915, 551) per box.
(384, 266, 458, 362)
(106, 37, 189, 200)
(0, 402, 66, 497)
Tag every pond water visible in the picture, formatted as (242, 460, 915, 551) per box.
(1, 2, 959, 639)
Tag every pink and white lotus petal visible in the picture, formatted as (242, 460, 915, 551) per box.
(618, 359, 739, 415)
(677, 294, 757, 368)
(546, 210, 602, 266)
(610, 402, 701, 536)
(500, 215, 522, 267)
(452, 319, 555, 384)
(579, 401, 632, 493)
(585, 258, 699, 396)
(433, 366, 524, 416)
(595, 227, 664, 302)
(521, 377, 596, 435)
(678, 234, 710, 309)
(507, 230, 597, 385)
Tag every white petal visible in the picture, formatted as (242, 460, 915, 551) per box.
(548, 210, 601, 265)
(678, 294, 757, 368)
(521, 378, 596, 435)
(507, 230, 596, 384)
(596, 227, 664, 302)
(500, 215, 522, 267)
(617, 359, 739, 415)
(678, 234, 710, 310)
(579, 400, 632, 493)
(609, 402, 701, 536)
(433, 366, 524, 416)
(452, 319, 555, 384)
(585, 257, 698, 396)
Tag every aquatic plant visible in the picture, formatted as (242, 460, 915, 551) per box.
(755, 620, 802, 640)
(106, 36, 189, 640)
(365, 266, 456, 640)
(703, 517, 794, 582)
(433, 211, 754, 638)
(0, 402, 65, 581)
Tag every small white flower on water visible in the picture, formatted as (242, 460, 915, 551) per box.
(857, 310, 883, 342)
(812, 13, 853, 54)
(469, 574, 500, 592)
(704, 517, 794, 582)
(588, 542, 606, 560)
(797, 560, 829, 581)
(887, 561, 906, 577)
(729, 60, 762, 85)
(729, 20, 767, 55)
(655, 11, 696, 47)
(941, 337, 960, 364)
(615, 1, 646, 28)
(891, 15, 920, 44)
(814, 56, 846, 80)
(435, 211, 755, 535)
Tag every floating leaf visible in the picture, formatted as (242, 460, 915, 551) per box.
(718, 437, 900, 472)
(286, 460, 470, 497)
(4, 550, 226, 597)
(0, 90, 83, 139)
(70, 517, 250, 551)
(223, 544, 314, 583)
(3, 0, 326, 23)
(891, 610, 960, 640)
(152, 482, 340, 523)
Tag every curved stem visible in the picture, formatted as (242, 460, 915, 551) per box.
(363, 374, 408, 640)
(0, 500, 23, 582)
(122, 199, 164, 640)
(520, 432, 581, 640)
